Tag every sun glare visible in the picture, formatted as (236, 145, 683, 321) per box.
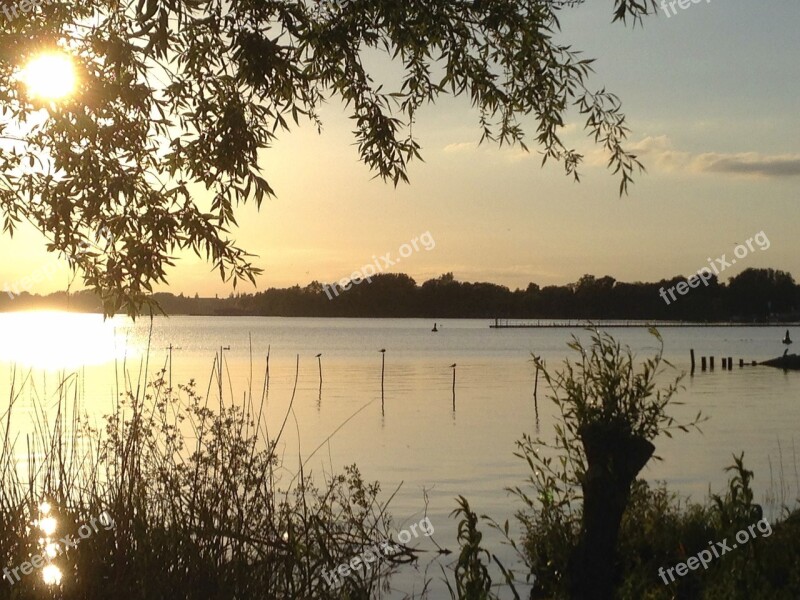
(0, 311, 131, 370)
(38, 516, 57, 536)
(42, 564, 62, 586)
(20, 52, 76, 101)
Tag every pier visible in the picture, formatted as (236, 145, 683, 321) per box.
(490, 319, 800, 329)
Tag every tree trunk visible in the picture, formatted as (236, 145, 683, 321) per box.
(568, 422, 655, 600)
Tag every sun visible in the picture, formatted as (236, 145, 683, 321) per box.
(20, 52, 77, 101)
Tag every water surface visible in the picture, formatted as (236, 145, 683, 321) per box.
(2, 314, 798, 598)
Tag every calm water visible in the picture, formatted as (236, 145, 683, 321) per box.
(1, 314, 799, 598)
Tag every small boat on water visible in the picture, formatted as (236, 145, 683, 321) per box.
(432, 323, 438, 332)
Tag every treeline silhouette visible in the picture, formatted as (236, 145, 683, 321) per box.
(3, 268, 799, 321)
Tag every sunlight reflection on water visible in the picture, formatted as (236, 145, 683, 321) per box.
(0, 311, 134, 370)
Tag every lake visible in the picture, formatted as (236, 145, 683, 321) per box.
(1, 313, 798, 598)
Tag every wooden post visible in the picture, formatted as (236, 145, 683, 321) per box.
(451, 364, 457, 411)
(739, 359, 744, 368)
(721, 358, 727, 369)
(380, 350, 386, 415)
(710, 357, 715, 370)
(265, 344, 271, 396)
(690, 349, 696, 375)
(168, 343, 174, 390)
(219, 346, 224, 404)
(316, 353, 323, 402)
(728, 356, 733, 371)
(701, 356, 707, 371)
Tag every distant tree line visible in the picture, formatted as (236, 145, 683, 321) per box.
(2, 268, 798, 322)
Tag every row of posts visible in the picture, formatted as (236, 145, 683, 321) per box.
(690, 349, 756, 374)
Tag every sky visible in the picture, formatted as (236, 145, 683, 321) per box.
(1, 0, 799, 297)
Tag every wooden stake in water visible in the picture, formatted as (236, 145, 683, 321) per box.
(168, 343, 174, 390)
(450, 363, 457, 411)
(316, 353, 323, 403)
(379, 349, 386, 414)
(219, 346, 224, 405)
(531, 356, 541, 432)
(218, 344, 231, 405)
(266, 344, 271, 396)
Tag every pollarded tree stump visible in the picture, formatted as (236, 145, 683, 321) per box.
(568, 421, 655, 600)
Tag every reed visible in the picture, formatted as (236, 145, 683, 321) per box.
(0, 349, 402, 599)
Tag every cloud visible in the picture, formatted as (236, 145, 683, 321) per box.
(443, 142, 477, 154)
(444, 264, 565, 283)
(630, 136, 800, 178)
(442, 123, 578, 159)
(694, 154, 800, 177)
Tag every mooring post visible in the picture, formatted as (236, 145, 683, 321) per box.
(701, 356, 707, 371)
(710, 356, 715, 370)
(262, 344, 270, 400)
(728, 356, 733, 371)
(690, 349, 696, 375)
(739, 359, 744, 368)
(381, 350, 386, 411)
(451, 363, 457, 411)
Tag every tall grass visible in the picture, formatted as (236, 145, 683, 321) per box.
(0, 348, 406, 599)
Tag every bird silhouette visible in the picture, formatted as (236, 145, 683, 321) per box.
(379, 348, 386, 353)
(450, 363, 457, 368)
(316, 353, 322, 358)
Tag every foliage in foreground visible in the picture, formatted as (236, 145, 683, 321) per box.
(0, 0, 654, 315)
(510, 330, 800, 599)
(0, 365, 404, 599)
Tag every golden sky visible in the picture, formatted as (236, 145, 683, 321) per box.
(1, 1, 798, 298)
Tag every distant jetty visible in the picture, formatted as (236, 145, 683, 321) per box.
(490, 319, 800, 329)
(761, 353, 800, 370)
